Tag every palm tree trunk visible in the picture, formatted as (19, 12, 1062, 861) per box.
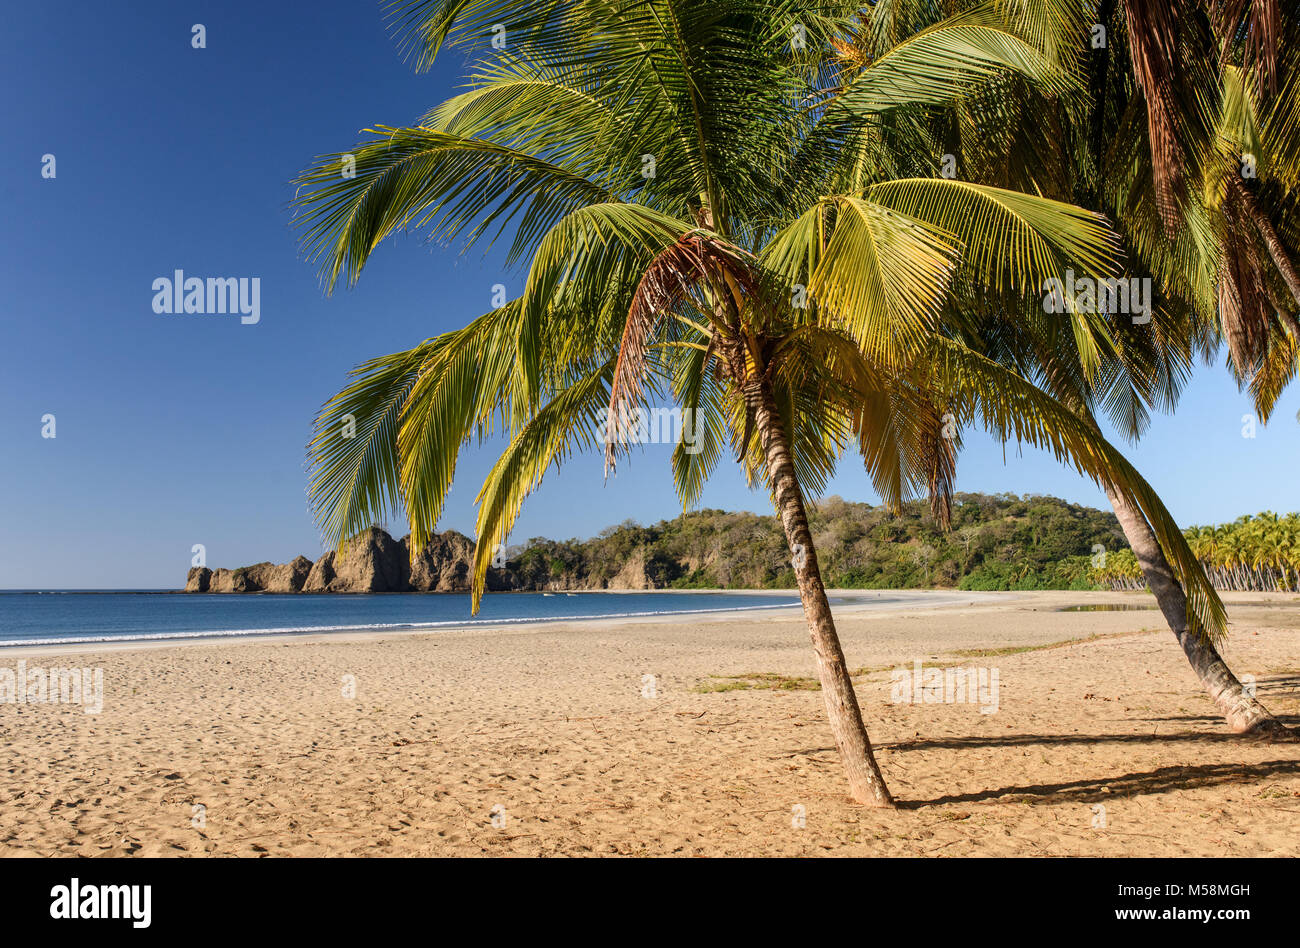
(1229, 176, 1300, 338)
(1101, 482, 1292, 737)
(1231, 177, 1300, 301)
(745, 378, 895, 806)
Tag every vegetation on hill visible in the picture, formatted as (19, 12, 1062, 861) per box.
(502, 493, 1126, 591)
(505, 502, 1300, 594)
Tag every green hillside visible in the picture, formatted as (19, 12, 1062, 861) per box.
(503, 493, 1126, 591)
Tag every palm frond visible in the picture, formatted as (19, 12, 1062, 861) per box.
(471, 361, 614, 606)
(836, 2, 1073, 115)
(293, 126, 613, 290)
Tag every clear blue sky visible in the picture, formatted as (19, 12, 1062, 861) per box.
(2, 0, 1297, 589)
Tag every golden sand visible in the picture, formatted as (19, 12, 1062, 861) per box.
(2, 590, 1297, 856)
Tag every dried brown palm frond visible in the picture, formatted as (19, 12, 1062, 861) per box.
(1123, 0, 1186, 233)
(921, 400, 958, 530)
(605, 232, 758, 473)
(1216, 203, 1273, 374)
(1213, 0, 1281, 98)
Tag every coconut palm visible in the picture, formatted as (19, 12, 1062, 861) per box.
(1085, 0, 1298, 733)
(1074, 0, 1300, 426)
(832, 0, 1296, 735)
(292, 0, 1227, 804)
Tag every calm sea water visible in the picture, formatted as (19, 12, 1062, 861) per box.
(0, 591, 802, 647)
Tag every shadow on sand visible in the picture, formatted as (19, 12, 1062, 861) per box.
(899, 757, 1300, 808)
(782, 716, 1300, 808)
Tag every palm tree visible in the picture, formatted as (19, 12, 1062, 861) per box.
(292, 0, 1227, 804)
(840, 0, 1296, 736)
(1098, 0, 1300, 727)
(1095, 33, 1300, 721)
(1117, 0, 1300, 353)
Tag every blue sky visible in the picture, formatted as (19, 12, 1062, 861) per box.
(2, 0, 1297, 589)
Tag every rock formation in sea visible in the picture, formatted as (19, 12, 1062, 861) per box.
(187, 555, 314, 593)
(302, 526, 409, 593)
(185, 527, 521, 593)
(404, 530, 474, 591)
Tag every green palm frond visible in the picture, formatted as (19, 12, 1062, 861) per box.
(386, 0, 573, 71)
(307, 339, 441, 546)
(1262, 65, 1300, 190)
(471, 361, 614, 604)
(396, 303, 532, 549)
(521, 203, 695, 328)
(293, 126, 614, 290)
(993, 0, 1090, 68)
(836, 1, 1073, 115)
(670, 332, 726, 509)
(763, 196, 960, 365)
(863, 179, 1121, 295)
(931, 337, 1227, 641)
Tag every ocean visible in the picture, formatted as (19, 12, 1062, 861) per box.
(0, 590, 804, 648)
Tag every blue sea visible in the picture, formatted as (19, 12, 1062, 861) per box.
(0, 591, 803, 648)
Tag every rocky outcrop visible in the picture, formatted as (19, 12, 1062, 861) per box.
(184, 527, 642, 593)
(245, 556, 314, 592)
(208, 567, 250, 593)
(605, 549, 653, 590)
(186, 556, 313, 593)
(302, 527, 409, 593)
(198, 556, 313, 593)
(404, 531, 475, 591)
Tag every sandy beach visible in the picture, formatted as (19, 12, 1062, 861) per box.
(2, 589, 1298, 857)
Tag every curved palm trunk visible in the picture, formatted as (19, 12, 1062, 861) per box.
(745, 378, 895, 806)
(1101, 482, 1292, 738)
(1230, 176, 1300, 321)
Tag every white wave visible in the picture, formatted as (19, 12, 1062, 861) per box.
(0, 599, 801, 648)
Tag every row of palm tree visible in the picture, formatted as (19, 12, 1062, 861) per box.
(1089, 549, 1147, 591)
(1095, 513, 1300, 591)
(291, 1, 1299, 805)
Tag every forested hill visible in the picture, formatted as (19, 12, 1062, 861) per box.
(186, 493, 1129, 593)
(507, 493, 1125, 591)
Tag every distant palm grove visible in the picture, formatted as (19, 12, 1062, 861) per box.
(1095, 513, 1300, 593)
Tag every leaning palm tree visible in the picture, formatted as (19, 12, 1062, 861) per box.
(1049, 2, 1298, 734)
(293, 0, 1226, 805)
(835, 0, 1296, 736)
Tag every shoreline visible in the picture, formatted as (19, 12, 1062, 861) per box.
(0, 588, 1001, 658)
